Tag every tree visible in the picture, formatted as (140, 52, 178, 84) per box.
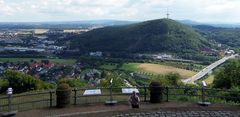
(58, 79, 86, 88)
(3, 70, 49, 93)
(101, 71, 126, 88)
(155, 73, 182, 87)
(165, 73, 182, 86)
(213, 59, 240, 89)
(41, 59, 50, 64)
(0, 79, 9, 93)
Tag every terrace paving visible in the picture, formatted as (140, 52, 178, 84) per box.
(109, 111, 239, 117)
(17, 102, 240, 117)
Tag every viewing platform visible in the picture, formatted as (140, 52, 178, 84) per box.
(0, 86, 239, 117)
(16, 102, 240, 117)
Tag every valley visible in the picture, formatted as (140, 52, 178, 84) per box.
(0, 18, 239, 94)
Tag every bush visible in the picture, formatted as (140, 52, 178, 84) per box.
(0, 79, 9, 93)
(213, 59, 240, 89)
(183, 84, 199, 96)
(154, 73, 182, 87)
(3, 70, 42, 93)
(165, 73, 182, 86)
(177, 97, 189, 102)
(58, 79, 86, 88)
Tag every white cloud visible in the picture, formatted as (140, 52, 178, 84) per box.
(0, 0, 240, 23)
(0, 0, 14, 16)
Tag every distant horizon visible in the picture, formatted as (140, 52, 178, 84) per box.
(1, 0, 240, 23)
(0, 18, 240, 25)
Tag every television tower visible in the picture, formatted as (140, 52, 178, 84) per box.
(166, 9, 170, 19)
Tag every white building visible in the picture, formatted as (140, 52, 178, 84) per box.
(89, 51, 103, 57)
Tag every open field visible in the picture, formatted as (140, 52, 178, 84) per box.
(120, 63, 140, 71)
(100, 63, 196, 79)
(99, 64, 118, 70)
(137, 63, 196, 79)
(203, 75, 215, 84)
(0, 58, 76, 65)
(34, 29, 49, 34)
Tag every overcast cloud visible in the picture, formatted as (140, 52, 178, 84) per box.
(0, 0, 239, 23)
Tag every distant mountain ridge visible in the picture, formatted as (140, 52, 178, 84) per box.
(1, 19, 240, 29)
(178, 20, 240, 28)
(0, 20, 136, 29)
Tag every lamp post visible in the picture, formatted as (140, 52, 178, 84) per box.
(105, 78, 117, 105)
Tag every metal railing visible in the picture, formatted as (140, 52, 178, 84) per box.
(0, 86, 239, 112)
(0, 90, 55, 112)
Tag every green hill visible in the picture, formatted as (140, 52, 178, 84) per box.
(194, 25, 240, 50)
(71, 19, 211, 55)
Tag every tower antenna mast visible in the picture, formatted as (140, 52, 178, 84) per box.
(166, 9, 170, 19)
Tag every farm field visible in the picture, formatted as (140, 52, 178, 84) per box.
(34, 29, 49, 34)
(99, 64, 118, 70)
(137, 63, 196, 79)
(101, 63, 197, 79)
(0, 58, 77, 65)
(120, 63, 140, 71)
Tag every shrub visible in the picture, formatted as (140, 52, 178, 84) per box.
(177, 96, 189, 102)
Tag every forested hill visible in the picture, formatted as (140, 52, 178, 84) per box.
(70, 19, 211, 54)
(193, 25, 240, 49)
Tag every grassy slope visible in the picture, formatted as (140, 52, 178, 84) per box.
(203, 75, 214, 84)
(119, 63, 140, 71)
(99, 64, 118, 70)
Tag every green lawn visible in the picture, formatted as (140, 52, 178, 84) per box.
(203, 75, 214, 84)
(0, 58, 77, 65)
(99, 64, 118, 70)
(99, 63, 140, 71)
(119, 63, 140, 71)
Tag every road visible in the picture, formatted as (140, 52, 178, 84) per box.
(183, 54, 239, 84)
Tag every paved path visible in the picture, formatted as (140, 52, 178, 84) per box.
(17, 102, 240, 117)
(183, 54, 239, 84)
(109, 111, 240, 117)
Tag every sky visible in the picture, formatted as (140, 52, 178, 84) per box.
(0, 0, 240, 23)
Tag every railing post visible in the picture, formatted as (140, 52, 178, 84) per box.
(49, 91, 53, 107)
(8, 93, 12, 112)
(7, 88, 13, 112)
(166, 87, 169, 102)
(74, 88, 77, 105)
(144, 85, 147, 102)
(110, 85, 113, 102)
